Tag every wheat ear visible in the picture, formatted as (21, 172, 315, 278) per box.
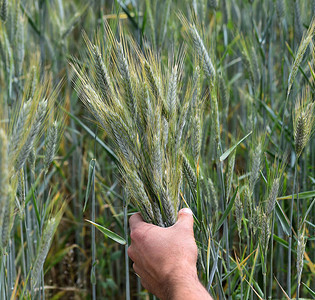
(31, 218, 58, 288)
(44, 121, 58, 172)
(15, 100, 47, 172)
(190, 24, 215, 80)
(0, 0, 7, 22)
(266, 178, 280, 216)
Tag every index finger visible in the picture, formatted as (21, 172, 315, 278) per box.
(129, 212, 145, 231)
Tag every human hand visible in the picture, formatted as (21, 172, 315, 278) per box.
(128, 208, 212, 300)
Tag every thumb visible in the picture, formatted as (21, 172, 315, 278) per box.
(175, 208, 194, 232)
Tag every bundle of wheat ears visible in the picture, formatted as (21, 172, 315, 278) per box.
(72, 23, 210, 227)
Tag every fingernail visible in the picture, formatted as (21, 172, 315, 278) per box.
(181, 208, 193, 215)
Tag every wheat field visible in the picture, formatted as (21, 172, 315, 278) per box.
(0, 0, 314, 299)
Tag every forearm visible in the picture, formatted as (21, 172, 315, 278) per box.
(166, 272, 213, 300)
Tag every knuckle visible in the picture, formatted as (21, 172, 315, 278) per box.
(130, 228, 144, 242)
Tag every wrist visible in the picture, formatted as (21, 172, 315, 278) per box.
(163, 267, 200, 299)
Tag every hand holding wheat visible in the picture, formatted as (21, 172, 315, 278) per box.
(128, 208, 212, 300)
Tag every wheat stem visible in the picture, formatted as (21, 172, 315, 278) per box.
(287, 162, 297, 298)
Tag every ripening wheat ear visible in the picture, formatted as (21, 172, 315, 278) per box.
(0, 130, 8, 253)
(293, 0, 303, 44)
(219, 74, 229, 118)
(266, 178, 280, 216)
(260, 212, 271, 253)
(287, 18, 315, 98)
(208, 177, 218, 213)
(144, 60, 164, 106)
(209, 0, 218, 9)
(116, 41, 136, 117)
(9, 100, 32, 159)
(17, 169, 25, 218)
(0, 129, 15, 253)
(239, 37, 260, 92)
(0, 0, 7, 22)
(276, 0, 285, 19)
(293, 87, 315, 158)
(0, 129, 9, 200)
(250, 206, 261, 235)
(26, 66, 37, 100)
(28, 147, 36, 174)
(31, 217, 58, 288)
(235, 192, 243, 236)
(167, 64, 178, 119)
(83, 31, 114, 104)
(249, 142, 262, 192)
(226, 150, 236, 200)
(0, 185, 15, 253)
(44, 121, 58, 172)
(15, 99, 47, 172)
(190, 24, 215, 80)
(192, 116, 201, 163)
(15, 15, 24, 77)
(182, 152, 197, 191)
(296, 228, 306, 288)
(178, 14, 215, 81)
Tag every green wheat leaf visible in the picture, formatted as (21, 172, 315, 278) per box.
(83, 159, 96, 212)
(302, 282, 315, 298)
(275, 201, 290, 236)
(86, 220, 126, 245)
(215, 187, 238, 232)
(277, 190, 315, 200)
(220, 131, 252, 162)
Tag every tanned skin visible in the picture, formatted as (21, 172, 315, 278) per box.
(128, 208, 213, 300)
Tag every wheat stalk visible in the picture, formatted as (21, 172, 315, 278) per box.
(249, 143, 262, 192)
